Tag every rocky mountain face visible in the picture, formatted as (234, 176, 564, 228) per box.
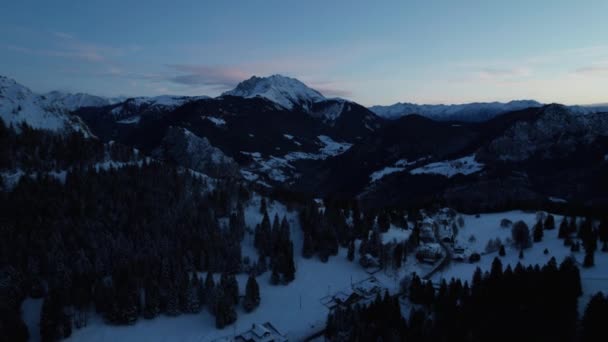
(155, 126, 240, 178)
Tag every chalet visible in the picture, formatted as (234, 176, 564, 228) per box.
(352, 276, 384, 299)
(416, 243, 443, 263)
(234, 322, 288, 342)
(323, 290, 365, 311)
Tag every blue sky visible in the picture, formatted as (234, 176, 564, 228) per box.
(1, 0, 607, 105)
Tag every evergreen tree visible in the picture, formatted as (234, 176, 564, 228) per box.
(302, 233, 314, 259)
(512, 221, 531, 249)
(490, 257, 503, 279)
(283, 241, 296, 283)
(544, 214, 555, 230)
(204, 273, 215, 308)
(583, 250, 595, 268)
(378, 211, 391, 232)
(347, 240, 355, 261)
(498, 245, 506, 256)
(270, 267, 280, 285)
(558, 217, 569, 239)
(581, 292, 608, 342)
(214, 287, 237, 329)
(243, 275, 261, 312)
(184, 275, 201, 313)
(259, 198, 267, 214)
(533, 219, 544, 242)
(143, 283, 161, 319)
(40, 292, 71, 342)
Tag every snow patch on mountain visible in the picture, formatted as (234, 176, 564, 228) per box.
(410, 155, 484, 178)
(117, 116, 141, 124)
(369, 158, 430, 183)
(318, 135, 352, 156)
(202, 116, 226, 126)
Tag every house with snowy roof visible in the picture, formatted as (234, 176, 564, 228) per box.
(234, 322, 288, 342)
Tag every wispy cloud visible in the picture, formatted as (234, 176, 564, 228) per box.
(6, 31, 139, 63)
(474, 67, 532, 81)
(164, 64, 249, 88)
(574, 63, 608, 77)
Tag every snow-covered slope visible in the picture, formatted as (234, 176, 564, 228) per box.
(222, 75, 325, 111)
(369, 100, 542, 122)
(109, 95, 209, 122)
(41, 91, 112, 111)
(0, 76, 92, 135)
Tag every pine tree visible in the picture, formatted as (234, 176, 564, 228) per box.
(581, 292, 608, 342)
(544, 214, 555, 230)
(347, 240, 355, 261)
(184, 275, 201, 313)
(270, 267, 280, 285)
(498, 245, 506, 256)
(533, 220, 544, 242)
(490, 257, 503, 279)
(165, 284, 180, 316)
(143, 283, 161, 319)
(214, 287, 237, 329)
(260, 198, 267, 214)
(378, 211, 391, 232)
(558, 217, 569, 239)
(583, 250, 595, 268)
(302, 233, 314, 259)
(283, 241, 296, 283)
(204, 273, 215, 307)
(243, 275, 261, 312)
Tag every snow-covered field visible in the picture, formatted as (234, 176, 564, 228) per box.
(21, 207, 608, 341)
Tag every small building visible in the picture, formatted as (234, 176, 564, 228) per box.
(419, 223, 436, 243)
(416, 243, 443, 263)
(352, 276, 384, 299)
(234, 322, 288, 342)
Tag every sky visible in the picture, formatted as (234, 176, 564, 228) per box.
(1, 0, 607, 106)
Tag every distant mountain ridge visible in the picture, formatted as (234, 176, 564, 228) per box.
(369, 100, 608, 122)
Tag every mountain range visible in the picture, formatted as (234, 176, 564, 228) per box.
(2, 74, 607, 211)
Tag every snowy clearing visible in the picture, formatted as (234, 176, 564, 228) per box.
(410, 155, 483, 178)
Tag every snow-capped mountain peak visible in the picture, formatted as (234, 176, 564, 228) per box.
(0, 75, 92, 135)
(222, 74, 326, 111)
